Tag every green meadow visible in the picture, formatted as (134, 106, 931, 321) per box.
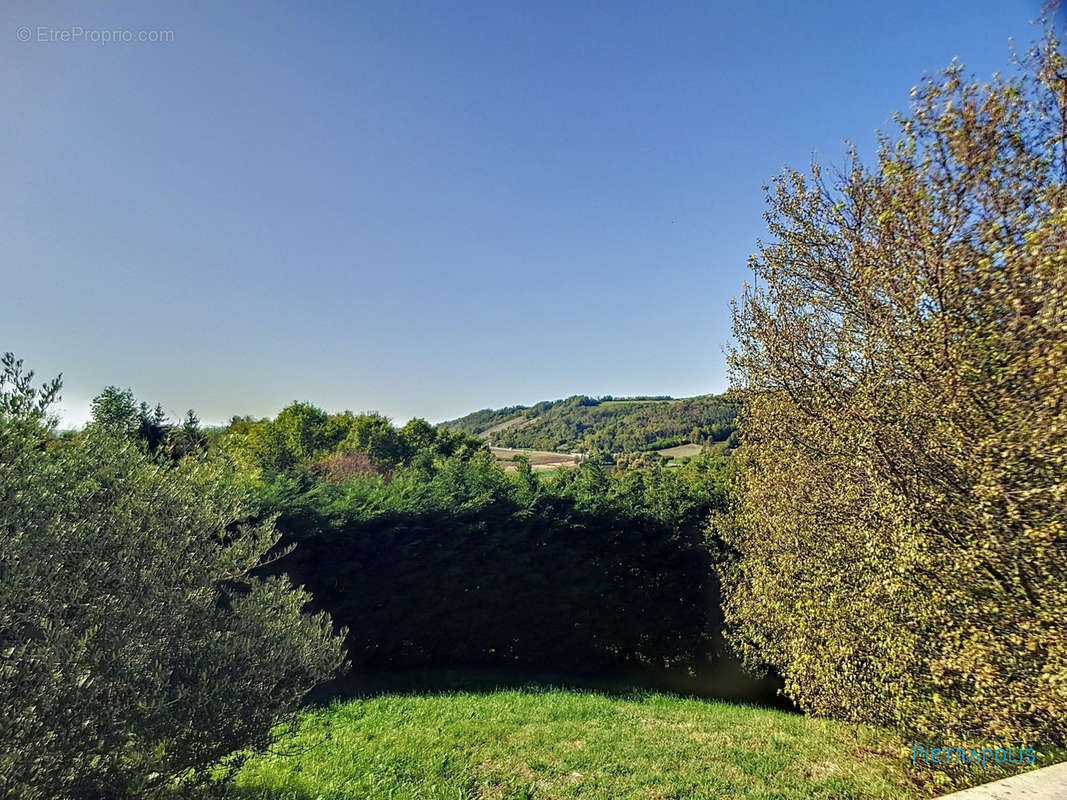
(233, 689, 1039, 800)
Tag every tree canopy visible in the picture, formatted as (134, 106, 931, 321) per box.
(721, 29, 1067, 745)
(0, 357, 347, 799)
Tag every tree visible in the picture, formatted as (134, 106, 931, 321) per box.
(171, 409, 207, 458)
(0, 355, 348, 799)
(721, 28, 1067, 745)
(339, 413, 405, 467)
(90, 385, 141, 431)
(273, 402, 334, 463)
(398, 417, 438, 454)
(89, 386, 183, 455)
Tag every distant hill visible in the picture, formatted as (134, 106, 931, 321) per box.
(440, 394, 739, 454)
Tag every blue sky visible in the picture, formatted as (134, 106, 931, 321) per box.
(2, 0, 1039, 426)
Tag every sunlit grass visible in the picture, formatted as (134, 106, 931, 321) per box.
(234, 688, 929, 800)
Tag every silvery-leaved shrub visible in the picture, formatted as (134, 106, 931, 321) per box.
(0, 353, 347, 799)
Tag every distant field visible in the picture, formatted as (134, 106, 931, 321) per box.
(491, 443, 718, 471)
(656, 443, 704, 459)
(490, 446, 580, 472)
(233, 688, 957, 799)
(480, 415, 530, 437)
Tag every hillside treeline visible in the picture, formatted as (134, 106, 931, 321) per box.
(442, 393, 739, 453)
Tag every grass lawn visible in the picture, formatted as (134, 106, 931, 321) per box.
(656, 443, 704, 459)
(233, 688, 941, 800)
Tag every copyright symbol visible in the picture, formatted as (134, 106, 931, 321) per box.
(16, 26, 31, 42)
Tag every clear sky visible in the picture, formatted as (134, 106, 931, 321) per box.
(2, 0, 1041, 427)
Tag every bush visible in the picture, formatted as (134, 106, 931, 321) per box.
(315, 450, 383, 483)
(720, 31, 1067, 745)
(0, 354, 347, 799)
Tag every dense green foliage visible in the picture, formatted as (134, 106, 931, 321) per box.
(232, 688, 1031, 800)
(223, 405, 484, 477)
(216, 403, 742, 678)
(0, 356, 346, 800)
(442, 393, 739, 454)
(722, 34, 1067, 746)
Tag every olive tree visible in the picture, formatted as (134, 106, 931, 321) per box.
(721, 29, 1067, 745)
(0, 354, 347, 799)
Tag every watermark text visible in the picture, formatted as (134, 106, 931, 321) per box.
(912, 745, 1036, 767)
(17, 26, 174, 44)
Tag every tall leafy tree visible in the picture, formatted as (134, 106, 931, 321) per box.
(721, 29, 1067, 744)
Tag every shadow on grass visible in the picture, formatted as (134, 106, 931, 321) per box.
(306, 656, 794, 712)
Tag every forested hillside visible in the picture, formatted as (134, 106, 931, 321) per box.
(440, 394, 739, 453)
